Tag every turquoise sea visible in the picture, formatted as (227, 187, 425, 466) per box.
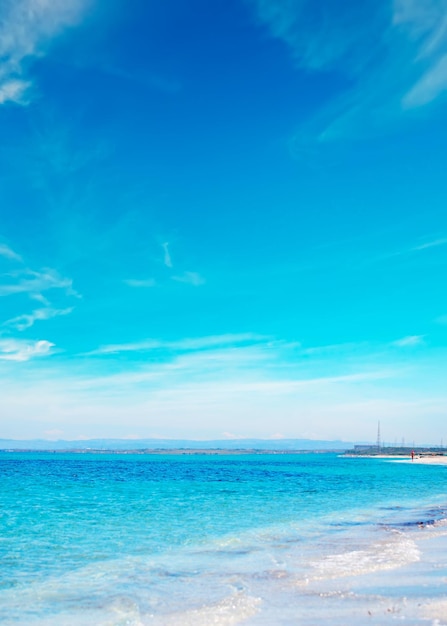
(2, 452, 447, 625)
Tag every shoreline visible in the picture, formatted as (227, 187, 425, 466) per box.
(395, 455, 447, 465)
(345, 454, 447, 465)
(0, 448, 344, 455)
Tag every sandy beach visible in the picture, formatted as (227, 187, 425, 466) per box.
(392, 455, 447, 465)
(347, 454, 447, 465)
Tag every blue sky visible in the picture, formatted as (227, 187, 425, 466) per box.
(1, 0, 447, 443)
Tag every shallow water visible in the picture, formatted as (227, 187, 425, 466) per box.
(1, 452, 447, 624)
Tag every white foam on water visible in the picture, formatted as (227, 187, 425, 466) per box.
(0, 548, 263, 626)
(2, 513, 446, 625)
(298, 530, 420, 583)
(420, 599, 447, 624)
(146, 592, 261, 626)
(0, 598, 146, 626)
(416, 519, 447, 542)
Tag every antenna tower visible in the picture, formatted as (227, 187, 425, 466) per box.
(377, 421, 381, 452)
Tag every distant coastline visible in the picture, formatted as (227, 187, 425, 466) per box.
(2, 438, 446, 457)
(0, 447, 345, 455)
(0, 437, 352, 453)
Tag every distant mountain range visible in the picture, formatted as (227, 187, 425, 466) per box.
(0, 438, 354, 451)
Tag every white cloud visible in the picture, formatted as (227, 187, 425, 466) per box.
(124, 278, 156, 288)
(249, 0, 447, 142)
(0, 268, 78, 297)
(87, 333, 269, 356)
(162, 242, 173, 268)
(0, 338, 54, 361)
(161, 370, 395, 395)
(248, 0, 384, 76)
(299, 341, 364, 356)
(176, 333, 269, 350)
(87, 339, 163, 356)
(0, 243, 22, 262)
(393, 0, 447, 107)
(392, 335, 425, 348)
(172, 271, 205, 286)
(30, 293, 50, 305)
(0, 354, 411, 440)
(1, 330, 446, 440)
(0, 247, 79, 334)
(374, 235, 447, 263)
(0, 78, 31, 105)
(412, 237, 447, 251)
(392, 0, 443, 38)
(5, 306, 73, 331)
(0, 0, 90, 106)
(403, 54, 447, 108)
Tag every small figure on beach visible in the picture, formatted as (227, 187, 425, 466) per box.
(411, 450, 414, 462)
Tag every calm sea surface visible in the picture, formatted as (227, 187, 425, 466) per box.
(1, 452, 447, 624)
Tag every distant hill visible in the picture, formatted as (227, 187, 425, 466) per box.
(0, 438, 353, 451)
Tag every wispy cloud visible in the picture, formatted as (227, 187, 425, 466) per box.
(4, 307, 73, 331)
(2, 331, 445, 440)
(30, 293, 50, 306)
(0, 244, 22, 262)
(403, 54, 447, 108)
(162, 242, 173, 268)
(0, 338, 54, 361)
(396, 0, 447, 108)
(86, 333, 269, 356)
(124, 278, 156, 288)
(299, 342, 365, 356)
(0, 343, 409, 440)
(373, 234, 447, 264)
(249, 0, 447, 142)
(0, 0, 90, 106)
(0, 246, 79, 334)
(412, 238, 447, 251)
(249, 0, 386, 76)
(392, 335, 425, 348)
(0, 268, 78, 297)
(0, 77, 31, 105)
(172, 271, 205, 286)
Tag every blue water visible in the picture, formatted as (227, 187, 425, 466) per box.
(2, 452, 447, 624)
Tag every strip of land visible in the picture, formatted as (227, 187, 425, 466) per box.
(346, 454, 447, 465)
(396, 455, 447, 465)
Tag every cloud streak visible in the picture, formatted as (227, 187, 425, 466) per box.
(0, 338, 54, 361)
(172, 271, 205, 286)
(0, 243, 23, 262)
(4, 307, 73, 331)
(86, 333, 269, 356)
(392, 335, 425, 348)
(0, 0, 90, 105)
(395, 0, 447, 108)
(124, 278, 156, 288)
(249, 0, 447, 142)
(0, 244, 78, 335)
(1, 331, 446, 440)
(0, 268, 78, 297)
(412, 238, 447, 251)
(162, 242, 173, 268)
